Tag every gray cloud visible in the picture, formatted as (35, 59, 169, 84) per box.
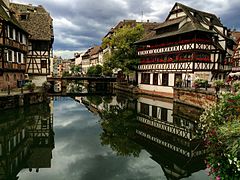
(12, 0, 240, 58)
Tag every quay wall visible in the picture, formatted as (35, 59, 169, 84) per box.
(0, 92, 47, 110)
(173, 88, 217, 109)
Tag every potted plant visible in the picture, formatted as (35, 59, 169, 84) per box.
(212, 80, 224, 93)
(175, 78, 183, 87)
(24, 82, 36, 92)
(233, 81, 240, 92)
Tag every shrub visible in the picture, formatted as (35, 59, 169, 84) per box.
(24, 82, 36, 92)
(212, 80, 225, 88)
(199, 91, 240, 179)
(42, 81, 51, 92)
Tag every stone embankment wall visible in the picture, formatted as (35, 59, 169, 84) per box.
(174, 88, 217, 109)
(0, 92, 47, 110)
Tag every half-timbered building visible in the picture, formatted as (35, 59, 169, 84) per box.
(231, 31, 240, 72)
(135, 3, 235, 95)
(10, 3, 54, 86)
(0, 0, 28, 90)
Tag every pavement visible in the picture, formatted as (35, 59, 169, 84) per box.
(0, 87, 42, 96)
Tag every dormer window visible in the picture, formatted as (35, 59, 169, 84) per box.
(20, 14, 28, 20)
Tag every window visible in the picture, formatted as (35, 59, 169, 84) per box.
(153, 73, 158, 85)
(140, 103, 149, 115)
(41, 60, 47, 68)
(141, 73, 150, 84)
(9, 26, 13, 39)
(5, 74, 9, 81)
(152, 106, 157, 118)
(32, 41, 49, 51)
(18, 52, 21, 63)
(19, 33, 23, 43)
(14, 52, 17, 62)
(14, 74, 16, 80)
(161, 108, 168, 121)
(174, 73, 182, 86)
(162, 73, 169, 86)
(8, 50, 13, 62)
(15, 30, 19, 42)
(20, 14, 28, 20)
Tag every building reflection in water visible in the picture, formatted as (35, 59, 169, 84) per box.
(135, 95, 206, 179)
(98, 92, 207, 179)
(0, 102, 54, 179)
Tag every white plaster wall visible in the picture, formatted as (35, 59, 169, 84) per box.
(167, 110, 173, 123)
(169, 73, 175, 86)
(215, 26, 224, 34)
(219, 40, 226, 49)
(30, 75, 47, 87)
(139, 84, 173, 94)
(138, 72, 141, 84)
(138, 96, 173, 109)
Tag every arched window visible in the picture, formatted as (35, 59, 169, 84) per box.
(5, 74, 9, 81)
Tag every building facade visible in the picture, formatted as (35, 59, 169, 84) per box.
(231, 32, 240, 72)
(10, 3, 54, 86)
(0, 0, 28, 90)
(136, 3, 234, 95)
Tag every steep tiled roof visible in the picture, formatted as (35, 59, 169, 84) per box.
(136, 2, 225, 44)
(10, 3, 53, 41)
(0, 0, 25, 31)
(89, 45, 102, 56)
(103, 19, 161, 39)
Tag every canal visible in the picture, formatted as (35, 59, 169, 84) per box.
(0, 93, 209, 179)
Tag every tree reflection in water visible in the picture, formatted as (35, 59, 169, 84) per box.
(100, 105, 142, 157)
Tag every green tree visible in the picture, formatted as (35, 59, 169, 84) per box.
(102, 54, 113, 76)
(87, 65, 103, 76)
(102, 24, 144, 81)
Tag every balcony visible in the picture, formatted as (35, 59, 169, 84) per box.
(4, 62, 26, 71)
(0, 37, 28, 52)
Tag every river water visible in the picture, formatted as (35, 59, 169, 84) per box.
(0, 93, 209, 179)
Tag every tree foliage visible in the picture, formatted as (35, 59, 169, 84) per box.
(102, 24, 144, 76)
(87, 65, 103, 76)
(100, 105, 141, 157)
(199, 91, 240, 179)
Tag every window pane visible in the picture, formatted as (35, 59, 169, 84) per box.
(153, 73, 158, 85)
(141, 73, 150, 84)
(162, 73, 169, 86)
(140, 103, 149, 115)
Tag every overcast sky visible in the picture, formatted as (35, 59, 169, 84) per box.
(12, 0, 240, 59)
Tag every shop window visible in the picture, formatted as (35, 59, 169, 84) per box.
(153, 73, 158, 85)
(162, 73, 169, 86)
(140, 103, 149, 115)
(141, 73, 150, 84)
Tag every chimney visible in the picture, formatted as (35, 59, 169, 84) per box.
(2, 0, 10, 8)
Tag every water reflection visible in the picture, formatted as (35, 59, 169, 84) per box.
(99, 93, 207, 179)
(0, 102, 54, 179)
(0, 93, 208, 179)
